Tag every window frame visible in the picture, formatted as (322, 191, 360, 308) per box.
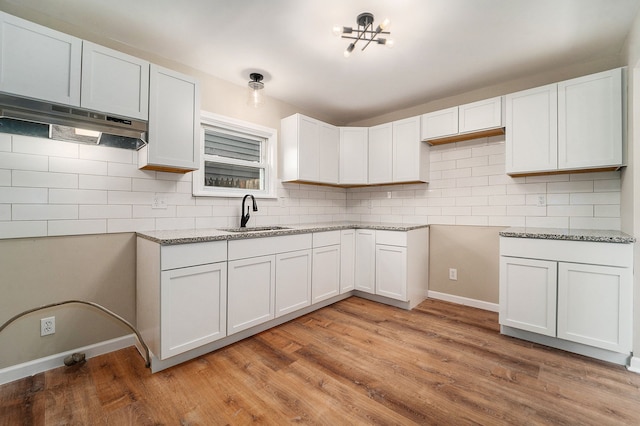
(193, 111, 277, 198)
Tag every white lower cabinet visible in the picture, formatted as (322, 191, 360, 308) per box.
(136, 238, 228, 361)
(499, 236, 633, 361)
(312, 231, 341, 303)
(340, 229, 356, 293)
(355, 229, 376, 293)
(275, 250, 312, 318)
(375, 244, 407, 301)
(227, 255, 276, 335)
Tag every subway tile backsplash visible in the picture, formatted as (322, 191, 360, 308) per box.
(0, 134, 622, 239)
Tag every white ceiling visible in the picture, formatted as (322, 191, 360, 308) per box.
(5, 0, 640, 124)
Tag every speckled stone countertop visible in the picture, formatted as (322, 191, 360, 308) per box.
(137, 221, 429, 245)
(499, 227, 636, 244)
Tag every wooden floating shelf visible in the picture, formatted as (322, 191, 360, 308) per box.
(425, 127, 505, 146)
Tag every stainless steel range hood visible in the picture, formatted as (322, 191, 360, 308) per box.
(0, 93, 147, 148)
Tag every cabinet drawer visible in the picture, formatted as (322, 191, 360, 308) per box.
(161, 241, 227, 270)
(313, 230, 341, 247)
(228, 233, 312, 260)
(376, 230, 406, 246)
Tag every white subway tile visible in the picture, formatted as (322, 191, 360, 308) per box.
(79, 175, 131, 191)
(430, 160, 457, 171)
(442, 168, 472, 179)
(428, 216, 456, 225)
(570, 171, 620, 181)
(457, 156, 488, 169)
(525, 174, 569, 183)
(472, 164, 505, 177)
(177, 205, 213, 217)
(490, 174, 525, 185)
(507, 205, 546, 216)
(456, 216, 488, 226)
(107, 218, 155, 233)
(547, 205, 593, 217)
(156, 217, 196, 230)
(428, 179, 456, 189)
(570, 217, 620, 230)
(0, 134, 11, 151)
(441, 206, 472, 216)
(132, 178, 178, 193)
(525, 216, 569, 228)
(570, 192, 620, 205)
(473, 206, 507, 216)
(0, 221, 47, 239)
(49, 189, 107, 204)
(108, 162, 156, 179)
(108, 191, 154, 205)
(472, 143, 504, 157)
(50, 157, 108, 175)
(0, 152, 48, 172)
(13, 135, 78, 158)
(456, 176, 488, 187)
(12, 204, 78, 220)
(489, 153, 505, 165)
(547, 181, 593, 193)
(196, 216, 231, 229)
(489, 216, 526, 227)
(0, 205, 10, 220)
(594, 179, 621, 192)
(133, 205, 177, 218)
(0, 187, 48, 203)
(594, 205, 620, 218)
(472, 185, 506, 196)
(415, 206, 442, 216)
(156, 171, 193, 182)
(455, 196, 488, 206)
(391, 206, 415, 216)
(0, 170, 10, 186)
(442, 187, 472, 197)
(79, 145, 134, 163)
(547, 194, 570, 205)
(442, 148, 472, 161)
(80, 205, 132, 219)
(429, 170, 443, 181)
(13, 170, 77, 189)
(506, 183, 547, 195)
(488, 195, 508, 206)
(48, 219, 106, 236)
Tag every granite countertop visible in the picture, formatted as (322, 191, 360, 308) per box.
(499, 227, 636, 244)
(137, 221, 429, 245)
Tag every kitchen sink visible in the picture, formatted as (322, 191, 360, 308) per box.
(218, 226, 290, 233)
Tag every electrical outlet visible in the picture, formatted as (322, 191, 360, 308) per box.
(152, 195, 167, 209)
(41, 317, 55, 336)
(449, 268, 458, 281)
(536, 195, 546, 207)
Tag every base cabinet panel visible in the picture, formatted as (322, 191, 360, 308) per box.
(275, 250, 312, 318)
(227, 255, 276, 335)
(375, 245, 407, 301)
(340, 230, 356, 293)
(312, 245, 341, 303)
(557, 262, 632, 353)
(160, 262, 227, 359)
(355, 229, 376, 293)
(499, 257, 557, 337)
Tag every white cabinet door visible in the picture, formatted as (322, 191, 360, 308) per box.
(505, 84, 558, 175)
(297, 115, 320, 182)
(0, 11, 81, 106)
(375, 245, 407, 301)
(339, 127, 368, 185)
(312, 245, 341, 303)
(140, 64, 200, 172)
(458, 97, 502, 134)
(340, 229, 356, 293)
(160, 262, 227, 359)
(227, 255, 276, 335)
(319, 122, 339, 184)
(420, 107, 458, 140)
(499, 256, 557, 337)
(368, 123, 393, 184)
(558, 68, 623, 170)
(355, 229, 376, 293)
(557, 262, 632, 353)
(275, 250, 312, 318)
(392, 116, 424, 182)
(81, 41, 149, 120)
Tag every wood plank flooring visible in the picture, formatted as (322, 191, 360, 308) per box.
(2, 296, 640, 425)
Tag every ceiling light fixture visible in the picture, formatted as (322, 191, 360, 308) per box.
(247, 72, 265, 108)
(333, 12, 393, 58)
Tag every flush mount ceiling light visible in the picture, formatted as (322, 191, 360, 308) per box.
(247, 72, 265, 107)
(333, 12, 393, 58)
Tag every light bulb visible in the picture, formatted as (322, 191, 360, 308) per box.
(332, 25, 343, 36)
(379, 18, 391, 30)
(344, 43, 355, 58)
(385, 38, 395, 48)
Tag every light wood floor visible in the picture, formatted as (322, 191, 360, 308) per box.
(2, 296, 640, 425)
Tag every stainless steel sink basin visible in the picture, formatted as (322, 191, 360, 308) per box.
(218, 226, 290, 233)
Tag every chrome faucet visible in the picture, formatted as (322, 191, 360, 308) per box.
(240, 194, 258, 228)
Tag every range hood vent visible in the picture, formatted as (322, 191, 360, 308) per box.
(0, 93, 147, 148)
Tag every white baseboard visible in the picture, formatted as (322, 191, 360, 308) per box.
(627, 356, 640, 374)
(0, 334, 136, 386)
(427, 290, 499, 312)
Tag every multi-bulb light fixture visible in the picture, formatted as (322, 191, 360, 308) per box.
(333, 12, 393, 58)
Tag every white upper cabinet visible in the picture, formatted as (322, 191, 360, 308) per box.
(81, 41, 149, 120)
(458, 97, 503, 134)
(506, 68, 624, 176)
(558, 69, 623, 170)
(139, 64, 200, 173)
(0, 11, 82, 106)
(368, 123, 393, 184)
(281, 113, 339, 185)
(420, 106, 458, 140)
(505, 84, 558, 174)
(393, 116, 428, 183)
(421, 97, 504, 144)
(339, 127, 368, 185)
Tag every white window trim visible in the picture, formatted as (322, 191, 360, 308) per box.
(193, 111, 277, 199)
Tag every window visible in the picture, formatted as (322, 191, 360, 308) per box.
(193, 112, 277, 198)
